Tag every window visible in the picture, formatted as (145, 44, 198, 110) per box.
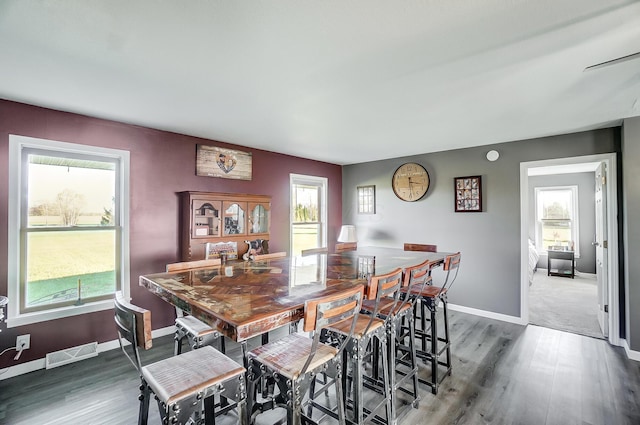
(8, 135, 130, 327)
(535, 186, 579, 256)
(357, 185, 376, 214)
(290, 174, 328, 256)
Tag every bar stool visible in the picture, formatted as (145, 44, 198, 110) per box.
(246, 284, 364, 425)
(403, 243, 437, 253)
(114, 294, 247, 425)
(166, 259, 225, 355)
(360, 261, 429, 422)
(323, 268, 402, 425)
(414, 252, 461, 394)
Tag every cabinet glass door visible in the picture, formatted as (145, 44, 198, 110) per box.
(193, 200, 221, 237)
(249, 203, 269, 234)
(223, 202, 245, 235)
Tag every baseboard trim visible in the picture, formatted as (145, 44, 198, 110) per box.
(449, 303, 526, 325)
(622, 339, 640, 362)
(0, 325, 175, 381)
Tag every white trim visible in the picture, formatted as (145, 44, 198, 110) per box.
(533, 185, 580, 256)
(7, 299, 115, 328)
(289, 173, 329, 253)
(7, 134, 130, 327)
(448, 303, 526, 325)
(0, 326, 175, 380)
(520, 153, 621, 347)
(622, 339, 640, 362)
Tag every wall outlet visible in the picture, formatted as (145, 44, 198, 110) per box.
(16, 334, 30, 351)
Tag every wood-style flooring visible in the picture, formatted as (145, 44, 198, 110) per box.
(0, 311, 638, 425)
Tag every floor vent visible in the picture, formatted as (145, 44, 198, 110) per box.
(45, 342, 98, 369)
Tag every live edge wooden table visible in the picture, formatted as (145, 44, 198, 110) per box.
(139, 247, 447, 422)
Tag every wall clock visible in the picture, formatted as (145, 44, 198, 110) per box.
(392, 162, 430, 202)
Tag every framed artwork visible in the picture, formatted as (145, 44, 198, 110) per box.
(357, 185, 376, 214)
(196, 145, 252, 180)
(454, 175, 482, 212)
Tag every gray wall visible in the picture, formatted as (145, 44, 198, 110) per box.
(528, 173, 596, 274)
(342, 128, 617, 319)
(623, 116, 640, 351)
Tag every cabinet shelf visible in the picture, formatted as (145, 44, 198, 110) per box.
(181, 191, 271, 261)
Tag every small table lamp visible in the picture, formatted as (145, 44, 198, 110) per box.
(337, 225, 357, 243)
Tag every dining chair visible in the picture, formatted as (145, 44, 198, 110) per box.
(323, 268, 403, 425)
(114, 293, 247, 425)
(413, 252, 461, 394)
(252, 251, 287, 261)
(166, 259, 224, 355)
(358, 262, 430, 422)
(403, 243, 438, 252)
(246, 284, 365, 425)
(301, 247, 329, 256)
(335, 242, 357, 252)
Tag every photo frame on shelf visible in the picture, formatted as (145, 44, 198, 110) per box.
(454, 175, 482, 212)
(357, 185, 376, 214)
(196, 144, 252, 180)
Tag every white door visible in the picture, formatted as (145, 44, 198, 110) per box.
(595, 162, 608, 337)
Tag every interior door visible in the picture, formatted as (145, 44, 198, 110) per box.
(595, 162, 608, 337)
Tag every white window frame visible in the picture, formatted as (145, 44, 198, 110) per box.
(289, 174, 328, 254)
(7, 135, 130, 328)
(534, 185, 579, 257)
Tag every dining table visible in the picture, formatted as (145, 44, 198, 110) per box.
(138, 246, 450, 423)
(139, 246, 448, 351)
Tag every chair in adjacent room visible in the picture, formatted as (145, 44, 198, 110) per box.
(246, 284, 365, 425)
(114, 293, 247, 425)
(166, 259, 224, 355)
(403, 243, 438, 252)
(413, 252, 461, 394)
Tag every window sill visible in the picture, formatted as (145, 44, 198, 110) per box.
(7, 299, 114, 328)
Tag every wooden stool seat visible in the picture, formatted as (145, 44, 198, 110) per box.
(327, 314, 385, 338)
(176, 315, 218, 337)
(143, 346, 244, 405)
(414, 285, 447, 298)
(248, 332, 338, 380)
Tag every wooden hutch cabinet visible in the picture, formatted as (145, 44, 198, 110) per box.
(180, 191, 271, 261)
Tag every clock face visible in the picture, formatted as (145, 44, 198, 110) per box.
(392, 163, 430, 202)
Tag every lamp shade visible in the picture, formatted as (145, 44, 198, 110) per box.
(337, 225, 357, 243)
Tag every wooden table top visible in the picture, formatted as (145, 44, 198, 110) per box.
(139, 247, 448, 342)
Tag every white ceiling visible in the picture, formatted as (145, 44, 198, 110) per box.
(1, 1, 639, 165)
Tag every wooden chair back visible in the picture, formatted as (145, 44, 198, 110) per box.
(400, 259, 434, 310)
(301, 247, 329, 256)
(367, 267, 403, 302)
(166, 258, 222, 272)
(253, 251, 287, 261)
(440, 252, 461, 292)
(404, 243, 437, 252)
(335, 242, 357, 252)
(114, 293, 152, 372)
(300, 284, 364, 376)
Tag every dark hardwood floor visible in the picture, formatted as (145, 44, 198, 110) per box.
(1, 311, 638, 424)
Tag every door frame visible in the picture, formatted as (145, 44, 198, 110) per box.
(519, 153, 620, 346)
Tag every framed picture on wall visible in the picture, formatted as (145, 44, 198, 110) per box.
(454, 175, 482, 212)
(196, 145, 252, 180)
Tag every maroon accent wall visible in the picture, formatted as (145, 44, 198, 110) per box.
(0, 100, 342, 367)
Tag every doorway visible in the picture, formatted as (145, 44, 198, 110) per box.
(520, 154, 620, 345)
